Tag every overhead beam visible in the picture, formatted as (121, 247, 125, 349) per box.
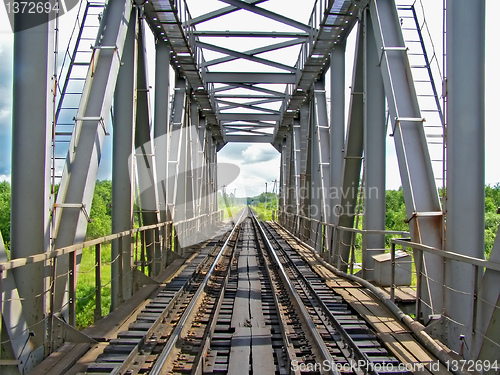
(187, 0, 268, 26)
(224, 134, 274, 143)
(196, 41, 297, 72)
(194, 30, 308, 38)
(205, 72, 296, 84)
(218, 113, 281, 121)
(218, 0, 311, 31)
(213, 83, 287, 97)
(205, 38, 303, 67)
(217, 99, 281, 114)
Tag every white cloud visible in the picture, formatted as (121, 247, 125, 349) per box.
(241, 144, 279, 165)
(0, 174, 10, 183)
(218, 143, 280, 197)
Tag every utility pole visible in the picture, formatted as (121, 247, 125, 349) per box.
(264, 182, 268, 218)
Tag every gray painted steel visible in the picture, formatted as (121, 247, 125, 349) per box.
(329, 42, 346, 230)
(154, 41, 171, 226)
(135, 19, 161, 275)
(369, 0, 443, 319)
(52, 0, 133, 313)
(10, 12, 53, 361)
(112, 7, 137, 309)
(362, 10, 386, 281)
(445, 0, 486, 358)
(4, 0, 499, 366)
(334, 25, 364, 271)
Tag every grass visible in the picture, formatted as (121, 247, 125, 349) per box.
(75, 244, 112, 329)
(220, 204, 247, 221)
(250, 201, 278, 221)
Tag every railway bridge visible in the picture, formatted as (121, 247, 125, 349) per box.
(1, 0, 498, 373)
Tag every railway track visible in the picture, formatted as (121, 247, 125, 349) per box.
(79, 208, 437, 374)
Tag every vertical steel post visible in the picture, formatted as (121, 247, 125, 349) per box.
(167, 76, 187, 250)
(445, 0, 485, 358)
(335, 23, 364, 271)
(313, 79, 331, 253)
(94, 243, 102, 321)
(111, 6, 136, 310)
(154, 41, 170, 262)
(135, 18, 160, 275)
(369, 0, 443, 320)
(329, 42, 345, 228)
(363, 9, 386, 280)
(299, 103, 311, 242)
(52, 0, 133, 315)
(68, 251, 76, 326)
(11, 10, 53, 358)
(154, 41, 170, 224)
(292, 119, 301, 218)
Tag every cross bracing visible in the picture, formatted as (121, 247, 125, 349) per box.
(143, 0, 358, 145)
(0, 0, 498, 373)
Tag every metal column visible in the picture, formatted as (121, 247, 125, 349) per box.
(299, 103, 312, 243)
(154, 41, 171, 259)
(362, 10, 386, 280)
(312, 79, 331, 252)
(369, 0, 443, 320)
(445, 0, 485, 358)
(329, 42, 346, 226)
(52, 0, 133, 312)
(291, 118, 302, 218)
(334, 24, 364, 271)
(154, 41, 171, 226)
(167, 76, 187, 250)
(135, 18, 160, 275)
(10, 10, 53, 366)
(111, 7, 137, 309)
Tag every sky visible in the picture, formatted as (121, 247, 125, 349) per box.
(0, 0, 498, 197)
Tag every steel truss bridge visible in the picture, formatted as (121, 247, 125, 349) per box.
(1, 0, 498, 373)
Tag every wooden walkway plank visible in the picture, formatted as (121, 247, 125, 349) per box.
(228, 245, 251, 373)
(272, 223, 454, 375)
(248, 246, 275, 374)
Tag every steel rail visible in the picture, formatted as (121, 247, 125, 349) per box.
(249, 213, 300, 374)
(107, 228, 233, 375)
(251, 209, 341, 375)
(148, 207, 247, 375)
(262, 221, 381, 375)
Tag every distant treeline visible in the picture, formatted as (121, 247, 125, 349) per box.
(0, 181, 499, 256)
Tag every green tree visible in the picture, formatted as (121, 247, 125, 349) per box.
(0, 181, 11, 248)
(484, 184, 500, 257)
(86, 180, 112, 240)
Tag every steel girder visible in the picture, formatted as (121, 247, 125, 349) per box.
(112, 6, 137, 309)
(362, 10, 386, 281)
(445, 0, 486, 358)
(369, 0, 443, 320)
(142, 0, 358, 145)
(311, 79, 331, 252)
(166, 76, 187, 251)
(291, 119, 302, 218)
(135, 18, 161, 276)
(154, 41, 171, 257)
(154, 41, 171, 226)
(333, 23, 364, 271)
(329, 42, 346, 231)
(52, 0, 133, 314)
(299, 103, 312, 243)
(9, 11, 54, 367)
